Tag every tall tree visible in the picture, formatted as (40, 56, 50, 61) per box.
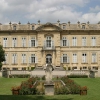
(0, 45, 5, 69)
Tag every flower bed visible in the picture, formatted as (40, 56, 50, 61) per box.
(54, 76, 88, 95)
(11, 77, 38, 95)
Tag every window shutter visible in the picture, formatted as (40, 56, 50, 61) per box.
(15, 54, 17, 64)
(15, 39, 17, 47)
(29, 40, 31, 47)
(76, 38, 77, 46)
(6, 54, 8, 64)
(68, 56, 69, 63)
(35, 56, 38, 63)
(29, 57, 31, 64)
(60, 56, 63, 63)
(72, 38, 74, 46)
(12, 39, 13, 47)
(24, 55, 26, 63)
(24, 38, 26, 47)
(35, 40, 37, 47)
(60, 40, 62, 46)
(12, 54, 14, 63)
(22, 38, 23, 47)
(76, 54, 77, 63)
(22, 54, 23, 63)
(6, 38, 8, 47)
(36, 40, 38, 47)
(3, 39, 5, 47)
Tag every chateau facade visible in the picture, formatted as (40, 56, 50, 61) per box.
(0, 21, 100, 71)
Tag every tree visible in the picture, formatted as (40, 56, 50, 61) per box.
(0, 45, 5, 69)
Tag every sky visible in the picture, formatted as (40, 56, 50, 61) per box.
(0, 0, 100, 24)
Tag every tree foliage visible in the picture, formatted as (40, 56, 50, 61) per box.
(0, 45, 5, 69)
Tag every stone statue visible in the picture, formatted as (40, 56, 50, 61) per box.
(44, 61, 54, 83)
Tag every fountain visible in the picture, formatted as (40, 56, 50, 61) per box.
(44, 61, 54, 95)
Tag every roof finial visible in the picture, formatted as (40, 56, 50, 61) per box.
(38, 20, 40, 24)
(57, 19, 60, 23)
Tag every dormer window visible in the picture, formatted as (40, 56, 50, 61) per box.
(32, 26, 34, 30)
(63, 25, 66, 29)
(82, 25, 85, 29)
(13, 26, 16, 30)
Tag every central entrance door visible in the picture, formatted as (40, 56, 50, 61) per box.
(46, 54, 52, 63)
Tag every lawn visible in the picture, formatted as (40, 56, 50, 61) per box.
(0, 77, 100, 100)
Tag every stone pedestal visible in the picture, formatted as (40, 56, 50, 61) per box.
(44, 82, 54, 95)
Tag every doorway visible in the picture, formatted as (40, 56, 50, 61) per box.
(46, 54, 52, 63)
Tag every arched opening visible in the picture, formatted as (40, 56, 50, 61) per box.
(46, 54, 52, 63)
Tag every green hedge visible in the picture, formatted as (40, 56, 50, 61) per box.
(9, 74, 30, 78)
(67, 75, 88, 78)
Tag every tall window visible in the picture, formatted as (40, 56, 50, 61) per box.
(12, 54, 17, 64)
(3, 38, 8, 47)
(91, 37, 96, 46)
(12, 38, 17, 47)
(62, 37, 68, 46)
(22, 54, 26, 63)
(46, 36, 52, 48)
(72, 37, 77, 46)
(22, 37, 26, 47)
(30, 37, 36, 47)
(92, 53, 96, 63)
(73, 54, 77, 63)
(82, 37, 86, 46)
(31, 54, 35, 63)
(4, 54, 8, 64)
(62, 54, 69, 63)
(82, 53, 87, 63)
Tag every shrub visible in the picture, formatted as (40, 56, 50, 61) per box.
(41, 75, 45, 80)
(9, 74, 30, 78)
(54, 76, 81, 94)
(67, 75, 88, 78)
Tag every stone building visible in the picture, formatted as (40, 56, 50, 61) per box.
(0, 21, 100, 71)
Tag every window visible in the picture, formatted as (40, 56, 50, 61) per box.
(13, 26, 16, 30)
(46, 36, 52, 48)
(91, 37, 96, 46)
(30, 37, 36, 47)
(82, 37, 86, 46)
(92, 67, 98, 70)
(62, 37, 68, 46)
(4, 54, 8, 64)
(31, 54, 35, 63)
(22, 37, 26, 47)
(22, 67, 26, 70)
(82, 25, 85, 29)
(72, 37, 77, 46)
(83, 67, 87, 70)
(22, 54, 26, 64)
(73, 54, 77, 63)
(32, 26, 34, 30)
(12, 38, 17, 47)
(62, 54, 69, 63)
(82, 53, 87, 63)
(12, 54, 17, 64)
(72, 67, 77, 70)
(63, 25, 66, 29)
(3, 38, 8, 47)
(92, 53, 96, 63)
(12, 68, 18, 70)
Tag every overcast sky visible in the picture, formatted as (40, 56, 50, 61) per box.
(0, 0, 100, 24)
